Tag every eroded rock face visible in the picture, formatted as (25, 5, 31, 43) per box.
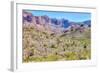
(23, 11, 91, 34)
(23, 11, 69, 28)
(23, 11, 33, 23)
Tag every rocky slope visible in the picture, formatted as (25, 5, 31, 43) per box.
(22, 11, 91, 62)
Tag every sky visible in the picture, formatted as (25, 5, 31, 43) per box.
(25, 10, 91, 22)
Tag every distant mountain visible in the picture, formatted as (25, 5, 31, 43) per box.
(83, 20, 91, 27)
(62, 19, 69, 28)
(23, 11, 91, 34)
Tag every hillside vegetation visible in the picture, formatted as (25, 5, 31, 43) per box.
(23, 25, 91, 62)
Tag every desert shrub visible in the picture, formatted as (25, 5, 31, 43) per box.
(23, 25, 91, 62)
(24, 54, 60, 62)
(65, 52, 79, 60)
(45, 54, 59, 61)
(79, 49, 91, 60)
(29, 57, 43, 62)
(50, 44, 57, 49)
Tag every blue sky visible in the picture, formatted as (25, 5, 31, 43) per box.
(25, 10, 91, 22)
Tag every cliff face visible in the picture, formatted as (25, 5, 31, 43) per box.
(23, 11, 91, 34)
(23, 11, 69, 28)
